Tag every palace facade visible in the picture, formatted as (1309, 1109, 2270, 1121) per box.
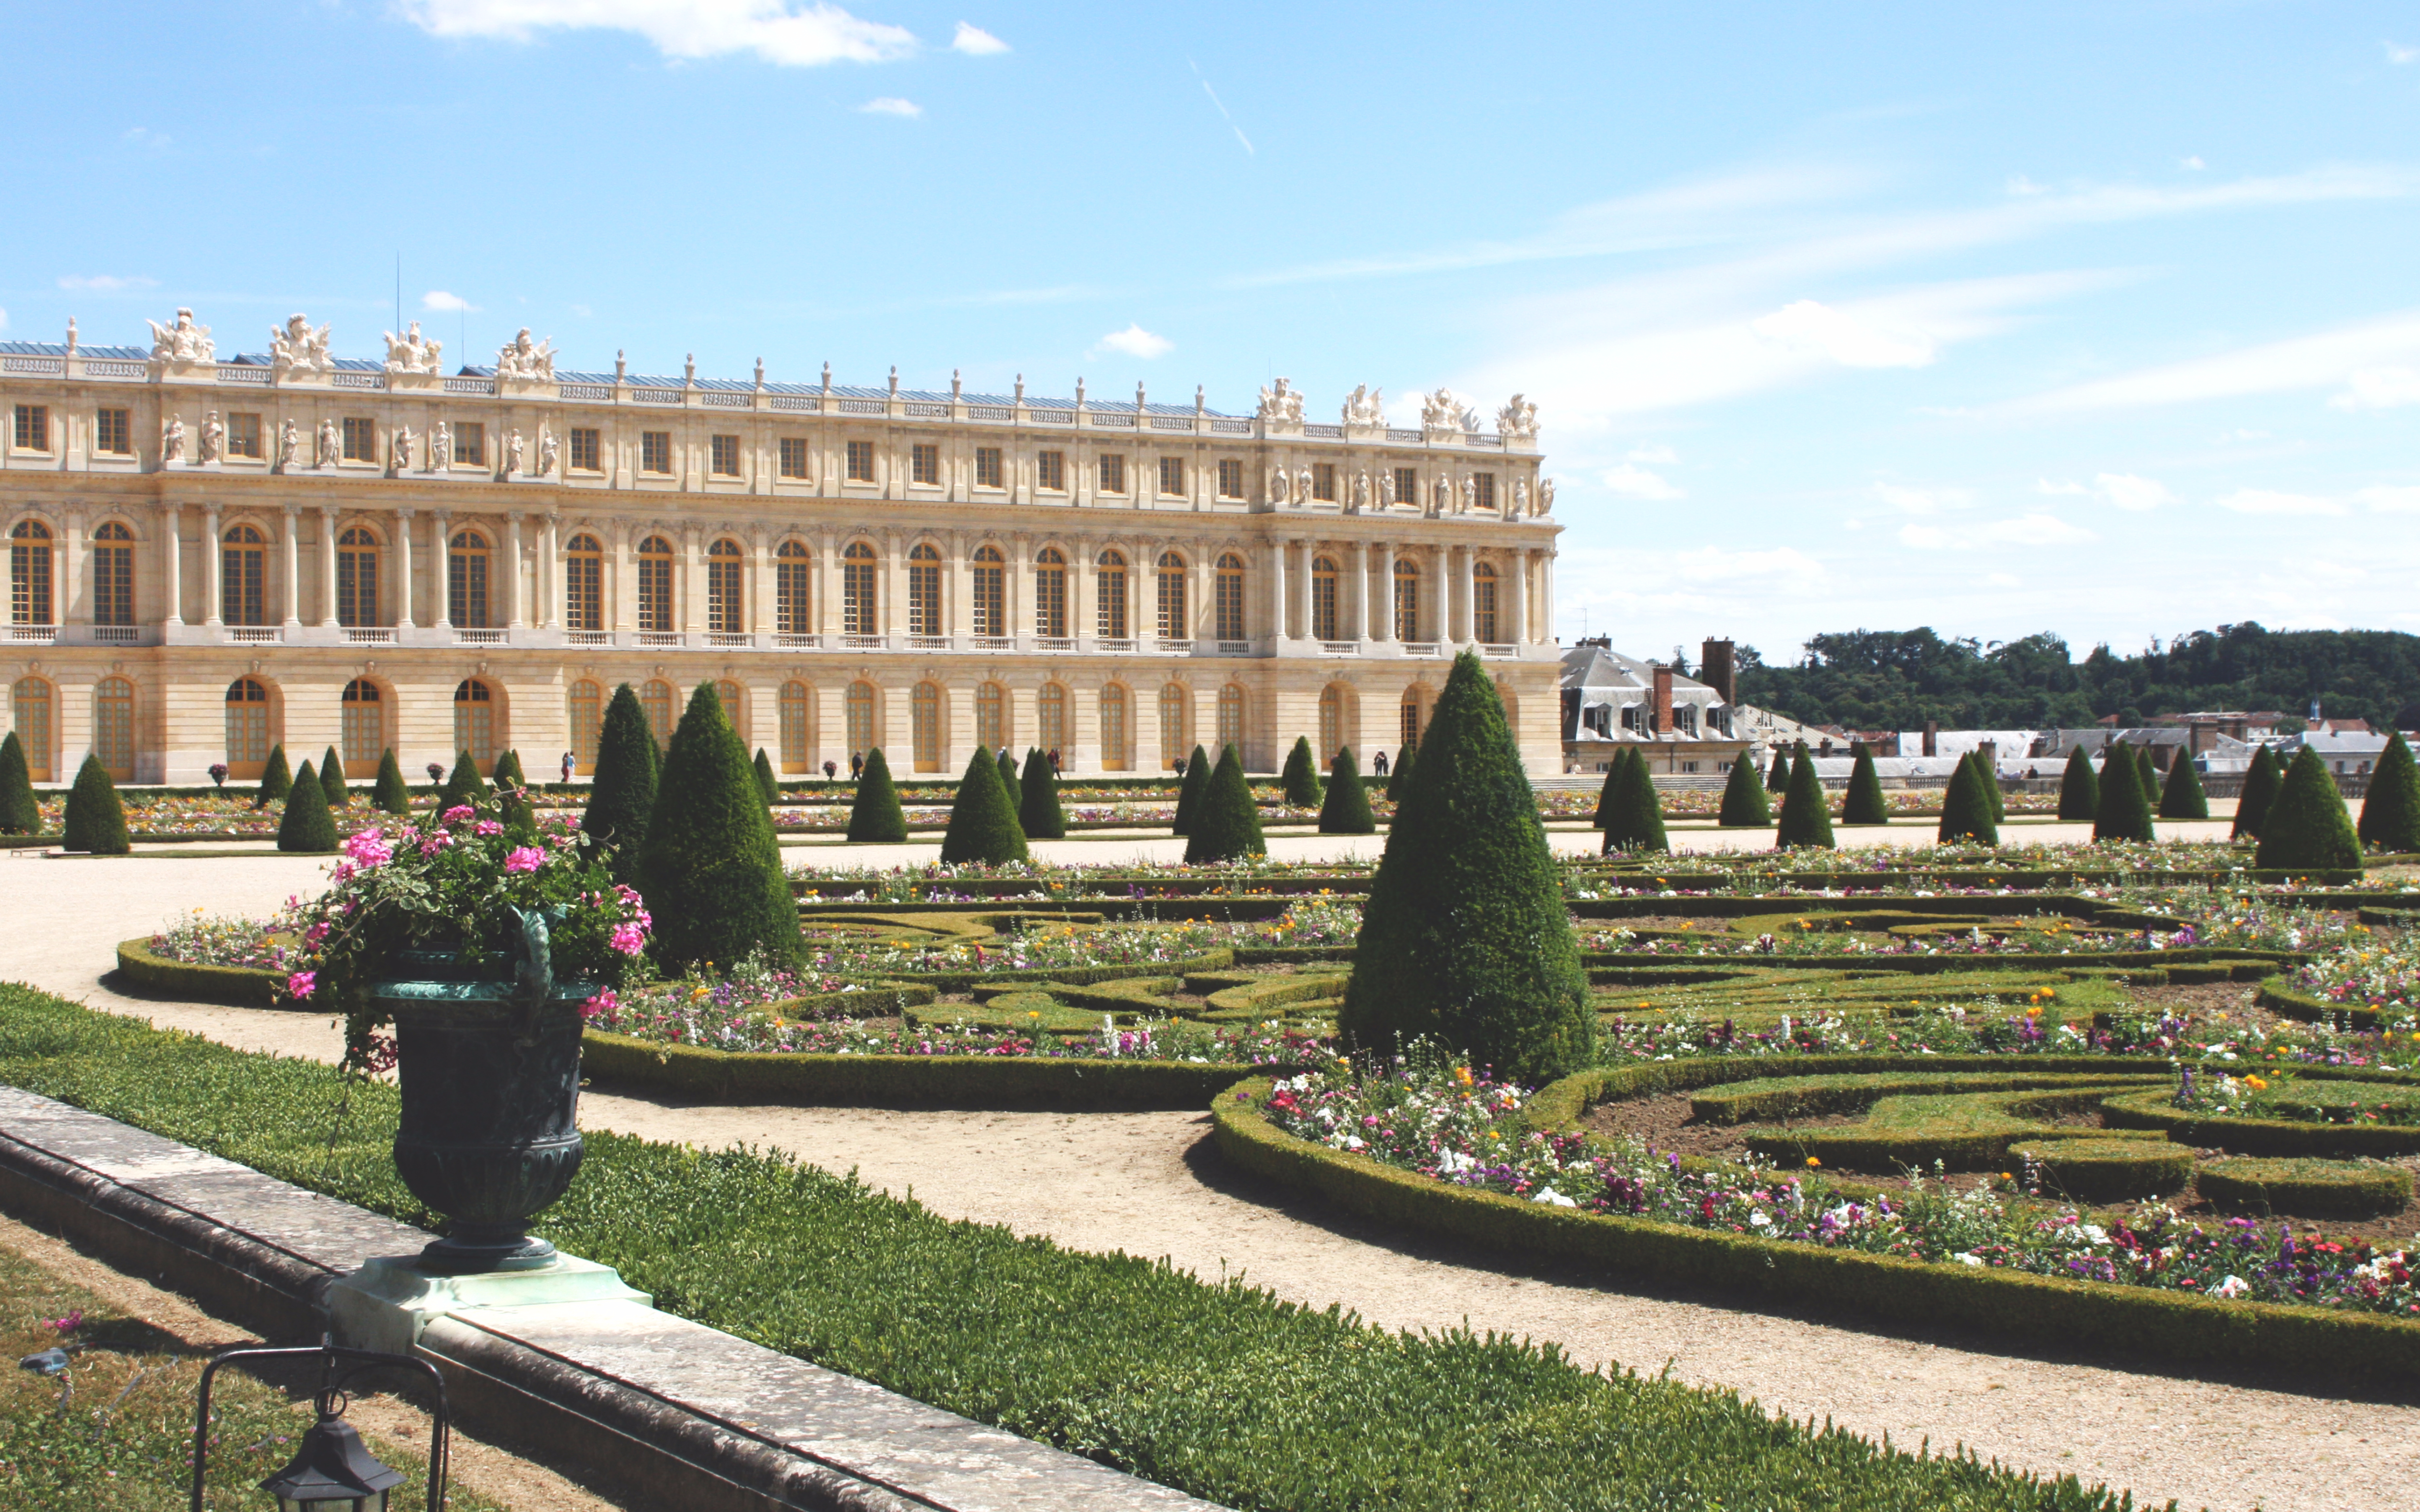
(1, 312, 1563, 786)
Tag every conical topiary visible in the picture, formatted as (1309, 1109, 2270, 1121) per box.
(492, 748, 527, 794)
(939, 746, 1029, 864)
(1978, 750, 2005, 822)
(1601, 747, 1668, 854)
(2057, 746, 2099, 820)
(1318, 746, 1376, 833)
(2092, 746, 2155, 843)
(62, 753, 128, 854)
(1937, 752, 1998, 845)
(1341, 651, 1592, 1083)
(437, 751, 489, 813)
(255, 745, 291, 809)
(2357, 731, 2420, 854)
(847, 747, 908, 842)
(1281, 735, 1324, 810)
(1841, 742, 1888, 825)
(318, 745, 349, 808)
(1774, 744, 1836, 849)
(2158, 750, 2209, 820)
(276, 759, 338, 853)
(2137, 746, 2160, 815)
(1766, 748, 1791, 791)
(1387, 735, 1417, 801)
(1171, 744, 1210, 835)
(1018, 745, 1067, 840)
(584, 685, 659, 884)
(1589, 750, 1625, 830)
(372, 748, 409, 815)
(753, 747, 779, 805)
(1717, 748, 1773, 827)
(2232, 744, 2283, 840)
(0, 731, 38, 835)
(639, 683, 802, 970)
(996, 748, 1021, 817)
(2255, 746, 2362, 871)
(1184, 743, 1265, 862)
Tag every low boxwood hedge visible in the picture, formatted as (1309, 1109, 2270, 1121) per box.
(2005, 1138, 2194, 1204)
(2100, 1088, 2420, 1158)
(112, 938, 286, 1007)
(2256, 974, 2390, 1030)
(2197, 1157, 2415, 1220)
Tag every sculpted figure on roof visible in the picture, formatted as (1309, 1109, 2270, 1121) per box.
(1256, 377, 1304, 425)
(1341, 384, 1385, 428)
(1421, 388, 1477, 433)
(496, 328, 558, 382)
(383, 321, 443, 374)
(199, 411, 223, 462)
(270, 314, 334, 377)
(146, 308, 214, 364)
(1496, 393, 1539, 439)
(161, 413, 185, 464)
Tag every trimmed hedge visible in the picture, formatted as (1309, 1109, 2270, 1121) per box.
(2254, 745, 2359, 870)
(1774, 745, 1835, 849)
(1316, 747, 1376, 834)
(2056, 748, 2098, 821)
(1599, 746, 1667, 854)
(2197, 1157, 2414, 1219)
(275, 760, 338, 854)
(1018, 746, 1068, 840)
(1280, 735, 1324, 809)
(255, 745, 291, 809)
(2358, 730, 2420, 854)
(113, 938, 286, 1007)
(2156, 753, 2208, 821)
(2091, 748, 2153, 843)
(2006, 1138, 2194, 1204)
(1716, 748, 1772, 827)
(1842, 743, 1888, 826)
(2257, 973, 2389, 1029)
(584, 683, 660, 884)
(2101, 1088, 2420, 1158)
(0, 730, 37, 834)
(62, 754, 130, 855)
(2233, 744, 2282, 840)
(1171, 744, 1210, 835)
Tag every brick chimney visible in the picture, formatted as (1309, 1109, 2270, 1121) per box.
(1699, 639, 1736, 704)
(1922, 721, 1938, 757)
(1977, 739, 1997, 773)
(1650, 664, 1674, 734)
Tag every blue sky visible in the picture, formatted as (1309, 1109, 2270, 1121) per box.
(10, 1, 2420, 665)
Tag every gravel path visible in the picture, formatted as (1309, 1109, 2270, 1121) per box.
(4, 842, 2409, 1512)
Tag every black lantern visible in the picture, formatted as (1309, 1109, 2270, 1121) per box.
(193, 1339, 447, 1512)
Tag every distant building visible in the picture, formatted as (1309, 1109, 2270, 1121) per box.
(1559, 638, 1749, 775)
(2276, 729, 2391, 777)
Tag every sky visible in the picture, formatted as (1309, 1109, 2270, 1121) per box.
(8, 1, 2420, 666)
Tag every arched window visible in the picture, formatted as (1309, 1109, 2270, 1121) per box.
(636, 535, 675, 632)
(707, 539, 745, 634)
(912, 681, 943, 771)
(454, 678, 497, 767)
(1095, 549, 1128, 641)
(1310, 554, 1339, 643)
(335, 526, 379, 628)
(341, 678, 385, 767)
(845, 679, 876, 756)
(564, 534, 603, 632)
(1155, 551, 1187, 643)
(10, 678, 52, 780)
(971, 546, 1005, 638)
(780, 680, 811, 771)
(975, 681, 1006, 752)
(92, 523, 135, 628)
(1034, 548, 1068, 639)
(715, 679, 746, 747)
(1318, 684, 1345, 765)
(1214, 553, 1245, 642)
(449, 530, 491, 629)
(1157, 684, 1189, 770)
(1400, 688, 1425, 750)
(8, 521, 51, 626)
(641, 679, 674, 749)
(907, 543, 942, 638)
(1099, 684, 1130, 770)
(1217, 683, 1246, 756)
(1392, 557, 1421, 643)
(1038, 682, 1068, 759)
(1473, 561, 1499, 644)
(566, 679, 602, 773)
(92, 676, 134, 781)
(842, 542, 877, 636)
(222, 524, 266, 626)
(224, 676, 269, 775)
(775, 540, 811, 635)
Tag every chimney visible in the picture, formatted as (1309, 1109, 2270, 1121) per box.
(1650, 664, 1674, 735)
(2190, 722, 2216, 755)
(1922, 721, 1938, 757)
(1699, 639, 1736, 704)
(1977, 739, 1997, 774)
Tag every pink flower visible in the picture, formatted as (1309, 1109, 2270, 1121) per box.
(417, 833, 454, 857)
(609, 922, 648, 957)
(342, 829, 394, 867)
(442, 805, 474, 825)
(287, 970, 317, 999)
(329, 861, 356, 884)
(581, 988, 618, 1021)
(474, 819, 505, 837)
(305, 922, 330, 947)
(503, 846, 546, 874)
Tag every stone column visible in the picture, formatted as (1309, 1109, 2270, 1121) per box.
(204, 506, 223, 627)
(159, 503, 183, 626)
(948, 532, 971, 645)
(751, 531, 773, 637)
(319, 507, 340, 627)
(505, 513, 526, 629)
(1011, 533, 1033, 644)
(432, 510, 453, 630)
(1069, 536, 1092, 647)
(1346, 539, 1366, 646)
(816, 530, 839, 639)
(1509, 550, 1530, 645)
(1543, 551, 1556, 645)
(681, 526, 704, 635)
(1268, 537, 1287, 641)
(281, 507, 302, 627)
(62, 512, 87, 628)
(1373, 540, 1394, 642)
(541, 512, 561, 630)
(1189, 550, 1209, 641)
(882, 532, 905, 642)
(394, 508, 415, 629)
(1458, 545, 1477, 644)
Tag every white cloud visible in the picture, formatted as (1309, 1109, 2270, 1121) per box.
(1873, 483, 1968, 514)
(2005, 175, 2048, 196)
(1666, 545, 1826, 584)
(1600, 462, 1683, 499)
(2353, 486, 2420, 512)
(1899, 513, 2095, 549)
(2041, 471, 2175, 511)
(2329, 366, 2420, 409)
(858, 96, 921, 116)
(1751, 298, 1937, 368)
(2215, 488, 2344, 516)
(2008, 308, 2420, 413)
(399, 0, 916, 67)
(2387, 41, 2419, 64)
(1984, 572, 2022, 587)
(950, 21, 1007, 54)
(1625, 443, 1678, 464)
(2181, 155, 2206, 171)
(56, 274, 157, 292)
(1093, 323, 1171, 359)
(422, 290, 478, 312)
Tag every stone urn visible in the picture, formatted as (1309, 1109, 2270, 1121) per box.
(369, 908, 594, 1274)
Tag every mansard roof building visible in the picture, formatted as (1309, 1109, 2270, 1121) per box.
(1, 312, 1562, 785)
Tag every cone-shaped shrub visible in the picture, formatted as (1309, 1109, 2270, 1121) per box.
(1979, 750, 2005, 822)
(1589, 751, 1624, 829)
(2058, 747, 2099, 820)
(317, 746, 349, 808)
(276, 760, 338, 853)
(1184, 743, 1265, 862)
(753, 747, 779, 805)
(1841, 742, 1888, 825)
(584, 685, 659, 884)
(1601, 749, 1668, 854)
(1717, 748, 1772, 827)
(62, 753, 128, 854)
(1387, 735, 1417, 801)
(1280, 735, 1324, 809)
(1317, 747, 1376, 833)
(847, 747, 909, 842)
(2092, 747, 2155, 843)
(1766, 749, 1791, 791)
(2357, 731, 2420, 853)
(2256, 746, 2362, 871)
(939, 746, 1029, 864)
(2136, 747, 2160, 814)
(371, 749, 408, 815)
(638, 683, 801, 971)
(2158, 751, 2210, 820)
(1774, 744, 1836, 849)
(255, 745, 291, 809)
(1170, 744, 1210, 835)
(1342, 652, 1592, 1083)
(0, 731, 38, 835)
(492, 749, 526, 793)
(2232, 744, 2283, 840)
(1937, 753, 1999, 845)
(996, 749, 1021, 817)
(1018, 745, 1067, 840)
(436, 751, 489, 813)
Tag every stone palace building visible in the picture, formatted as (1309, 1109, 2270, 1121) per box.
(1, 310, 1563, 785)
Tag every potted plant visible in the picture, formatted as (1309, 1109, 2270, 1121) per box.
(281, 795, 651, 1273)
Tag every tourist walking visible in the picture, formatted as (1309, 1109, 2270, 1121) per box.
(560, 750, 575, 783)
(851, 752, 865, 780)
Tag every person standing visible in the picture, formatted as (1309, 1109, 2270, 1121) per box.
(1049, 747, 1062, 774)
(560, 750, 575, 784)
(1372, 750, 1390, 777)
(850, 751, 865, 781)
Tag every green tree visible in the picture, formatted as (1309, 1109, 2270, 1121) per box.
(847, 747, 909, 842)
(1317, 747, 1376, 834)
(1341, 652, 1592, 1083)
(1978, 750, 2006, 822)
(2157, 751, 2210, 820)
(492, 749, 527, 793)
(437, 751, 489, 812)
(371, 749, 409, 815)
(2255, 746, 2362, 870)
(1766, 748, 1791, 791)
(1841, 742, 1888, 825)
(1280, 735, 1325, 809)
(254, 745, 291, 809)
(1588, 751, 1625, 830)
(276, 759, 338, 853)
(61, 753, 128, 854)
(1936, 753, 1999, 846)
(1774, 744, 1836, 849)
(1019, 746, 1068, 839)
(1716, 749, 1772, 827)
(639, 683, 802, 970)
(1601, 748, 1669, 854)
(1386, 734, 1417, 801)
(1170, 744, 1210, 835)
(1184, 743, 1266, 862)
(317, 746, 349, 807)
(0, 731, 38, 835)
(2092, 746, 2155, 843)
(996, 748, 1022, 816)
(939, 746, 1030, 864)
(2232, 744, 2283, 840)
(2057, 747, 2099, 820)
(583, 685, 660, 883)
(2136, 746, 2160, 813)
(753, 747, 779, 805)
(2357, 731, 2420, 854)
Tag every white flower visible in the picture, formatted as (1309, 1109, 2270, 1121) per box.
(2212, 1274, 2250, 1298)
(1531, 1187, 1578, 1207)
(1954, 1252, 1984, 1266)
(1748, 1211, 1772, 1228)
(1340, 1134, 1365, 1151)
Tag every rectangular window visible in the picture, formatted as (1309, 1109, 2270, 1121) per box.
(228, 413, 262, 459)
(845, 439, 876, 482)
(565, 553, 601, 630)
(1393, 467, 1417, 509)
(710, 434, 741, 476)
(911, 442, 941, 486)
(12, 406, 47, 451)
(1158, 456, 1184, 496)
(1156, 563, 1187, 641)
(974, 446, 1004, 489)
(1215, 564, 1245, 641)
(1474, 472, 1497, 511)
(777, 437, 809, 479)
(1474, 574, 1498, 644)
(454, 422, 485, 467)
(637, 555, 673, 632)
(1312, 462, 1337, 502)
(972, 560, 1004, 636)
(570, 427, 602, 473)
(94, 541, 134, 626)
(1037, 449, 1066, 492)
(641, 431, 673, 475)
(1097, 561, 1127, 640)
(777, 555, 811, 633)
(1097, 454, 1126, 494)
(1217, 458, 1244, 498)
(908, 558, 941, 637)
(94, 408, 130, 455)
(342, 417, 377, 462)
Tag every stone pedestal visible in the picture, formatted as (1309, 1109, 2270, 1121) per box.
(329, 1251, 650, 1356)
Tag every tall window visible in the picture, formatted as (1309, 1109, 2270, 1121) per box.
(342, 678, 384, 766)
(976, 682, 1005, 752)
(1400, 696, 1422, 750)
(566, 680, 601, 773)
(221, 525, 266, 626)
(1038, 683, 1068, 757)
(448, 531, 490, 628)
(636, 536, 675, 632)
(641, 680, 674, 749)
(907, 544, 942, 637)
(1217, 459, 1244, 498)
(842, 542, 877, 634)
(1034, 548, 1067, 638)
(974, 446, 1003, 489)
(1156, 552, 1187, 641)
(1158, 684, 1188, 769)
(912, 681, 942, 771)
(777, 437, 809, 479)
(1095, 549, 1128, 640)
(91, 523, 134, 627)
(707, 538, 744, 633)
(1311, 463, 1337, 502)
(454, 679, 496, 767)
(1100, 684, 1130, 770)
(1318, 685, 1344, 764)
(227, 413, 261, 459)
(342, 417, 377, 462)
(1216, 683, 1245, 756)
(224, 677, 269, 772)
(95, 408, 130, 455)
(845, 440, 876, 482)
(564, 534, 602, 631)
(641, 432, 672, 475)
(10, 679, 51, 780)
(779, 681, 810, 770)
(1393, 467, 1417, 510)
(1474, 472, 1498, 511)
(1473, 562, 1499, 644)
(10, 521, 53, 625)
(12, 406, 49, 451)
(776, 540, 811, 634)
(910, 442, 940, 486)
(1393, 558, 1421, 642)
(1310, 555, 1338, 642)
(1097, 454, 1126, 495)
(453, 423, 485, 468)
(716, 679, 747, 747)
(1036, 450, 1066, 492)
(710, 434, 740, 476)
(971, 546, 1005, 637)
(570, 428, 601, 473)
(1214, 553, 1245, 641)
(845, 680, 876, 756)
(336, 527, 379, 628)
(92, 677, 134, 781)
(1158, 456, 1185, 497)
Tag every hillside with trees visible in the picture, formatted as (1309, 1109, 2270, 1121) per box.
(1732, 623, 2420, 731)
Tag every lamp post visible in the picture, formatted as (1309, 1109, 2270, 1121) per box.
(192, 1339, 448, 1512)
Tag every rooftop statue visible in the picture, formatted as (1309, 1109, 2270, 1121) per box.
(496, 328, 558, 382)
(146, 308, 215, 364)
(1256, 376, 1305, 425)
(1341, 384, 1386, 428)
(383, 321, 443, 374)
(1496, 393, 1540, 440)
(270, 314, 334, 377)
